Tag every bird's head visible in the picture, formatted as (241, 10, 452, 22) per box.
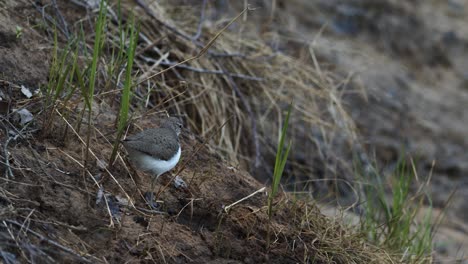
(161, 117, 183, 136)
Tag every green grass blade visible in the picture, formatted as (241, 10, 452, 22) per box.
(84, 0, 107, 172)
(267, 102, 293, 248)
(87, 0, 107, 107)
(272, 102, 293, 196)
(110, 14, 139, 164)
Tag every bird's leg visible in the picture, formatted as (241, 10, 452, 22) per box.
(144, 175, 162, 211)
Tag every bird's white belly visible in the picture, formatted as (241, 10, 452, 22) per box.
(134, 147, 181, 177)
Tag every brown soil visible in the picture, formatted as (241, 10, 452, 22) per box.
(0, 97, 386, 262)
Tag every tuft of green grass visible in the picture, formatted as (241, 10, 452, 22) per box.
(110, 12, 139, 164)
(15, 25, 23, 38)
(266, 102, 293, 248)
(358, 157, 433, 263)
(83, 0, 108, 171)
(42, 29, 78, 135)
(42, 0, 141, 167)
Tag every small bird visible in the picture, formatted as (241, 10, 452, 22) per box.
(122, 117, 183, 180)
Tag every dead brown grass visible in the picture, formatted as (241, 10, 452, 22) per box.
(130, 1, 359, 187)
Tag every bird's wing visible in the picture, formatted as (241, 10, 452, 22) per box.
(123, 128, 179, 161)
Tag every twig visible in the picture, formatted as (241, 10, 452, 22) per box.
(208, 52, 250, 58)
(135, 1, 257, 61)
(0, 250, 16, 264)
(3, 134, 17, 179)
(3, 220, 29, 261)
(0, 112, 34, 179)
(51, 0, 70, 39)
(4, 220, 94, 263)
(135, 35, 166, 58)
(135, 4, 252, 85)
(224, 187, 266, 213)
(69, 0, 89, 8)
(138, 32, 184, 80)
(135, 0, 201, 45)
(134, 206, 167, 215)
(192, 0, 208, 41)
(137, 58, 263, 82)
(0, 109, 43, 179)
(174, 198, 203, 220)
(156, 244, 168, 264)
(220, 68, 261, 169)
(31, 1, 69, 39)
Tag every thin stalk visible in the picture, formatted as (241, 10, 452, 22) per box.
(84, 0, 107, 173)
(266, 102, 293, 249)
(110, 13, 139, 164)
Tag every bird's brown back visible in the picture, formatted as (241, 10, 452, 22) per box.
(123, 127, 179, 161)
